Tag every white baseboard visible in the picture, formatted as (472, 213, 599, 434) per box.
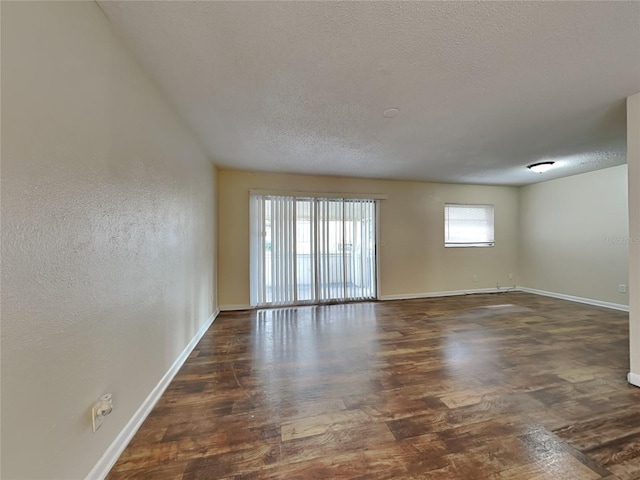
(219, 304, 252, 311)
(85, 309, 219, 480)
(517, 287, 629, 312)
(379, 287, 630, 313)
(628, 372, 640, 388)
(379, 287, 515, 301)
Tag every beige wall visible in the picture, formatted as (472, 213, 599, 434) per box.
(519, 165, 629, 306)
(628, 93, 640, 382)
(218, 169, 520, 308)
(1, 2, 217, 479)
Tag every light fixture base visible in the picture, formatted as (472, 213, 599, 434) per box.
(527, 161, 555, 173)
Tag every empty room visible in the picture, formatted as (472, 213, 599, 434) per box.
(2, 1, 640, 479)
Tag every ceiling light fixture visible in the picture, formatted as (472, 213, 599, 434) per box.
(383, 108, 399, 118)
(527, 161, 555, 174)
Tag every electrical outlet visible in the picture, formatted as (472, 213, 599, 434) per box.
(619, 284, 628, 294)
(473, 275, 478, 283)
(508, 273, 513, 280)
(91, 393, 114, 432)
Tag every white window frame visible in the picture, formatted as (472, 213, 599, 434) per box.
(444, 203, 495, 248)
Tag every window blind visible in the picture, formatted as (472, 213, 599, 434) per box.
(444, 203, 495, 247)
(250, 194, 377, 307)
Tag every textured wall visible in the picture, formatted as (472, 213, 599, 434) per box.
(628, 93, 640, 379)
(218, 169, 520, 308)
(519, 165, 629, 306)
(1, 2, 216, 479)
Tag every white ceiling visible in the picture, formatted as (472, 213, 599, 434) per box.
(98, 1, 640, 186)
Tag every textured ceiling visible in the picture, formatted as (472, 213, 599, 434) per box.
(98, 1, 640, 185)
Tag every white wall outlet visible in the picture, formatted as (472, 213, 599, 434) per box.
(473, 274, 478, 283)
(619, 284, 628, 293)
(508, 273, 513, 280)
(91, 393, 114, 432)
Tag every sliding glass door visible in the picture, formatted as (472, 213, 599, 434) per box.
(250, 195, 377, 307)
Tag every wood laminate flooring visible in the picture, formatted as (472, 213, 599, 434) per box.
(107, 292, 640, 479)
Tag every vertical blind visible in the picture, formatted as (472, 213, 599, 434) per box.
(444, 203, 495, 247)
(250, 195, 377, 307)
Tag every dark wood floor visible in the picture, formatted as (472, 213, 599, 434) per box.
(107, 292, 640, 480)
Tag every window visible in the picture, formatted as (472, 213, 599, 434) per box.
(444, 203, 494, 247)
(250, 194, 377, 307)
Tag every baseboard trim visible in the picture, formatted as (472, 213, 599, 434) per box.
(379, 287, 515, 301)
(219, 304, 253, 311)
(379, 287, 630, 313)
(628, 372, 640, 388)
(517, 287, 629, 312)
(85, 309, 219, 480)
